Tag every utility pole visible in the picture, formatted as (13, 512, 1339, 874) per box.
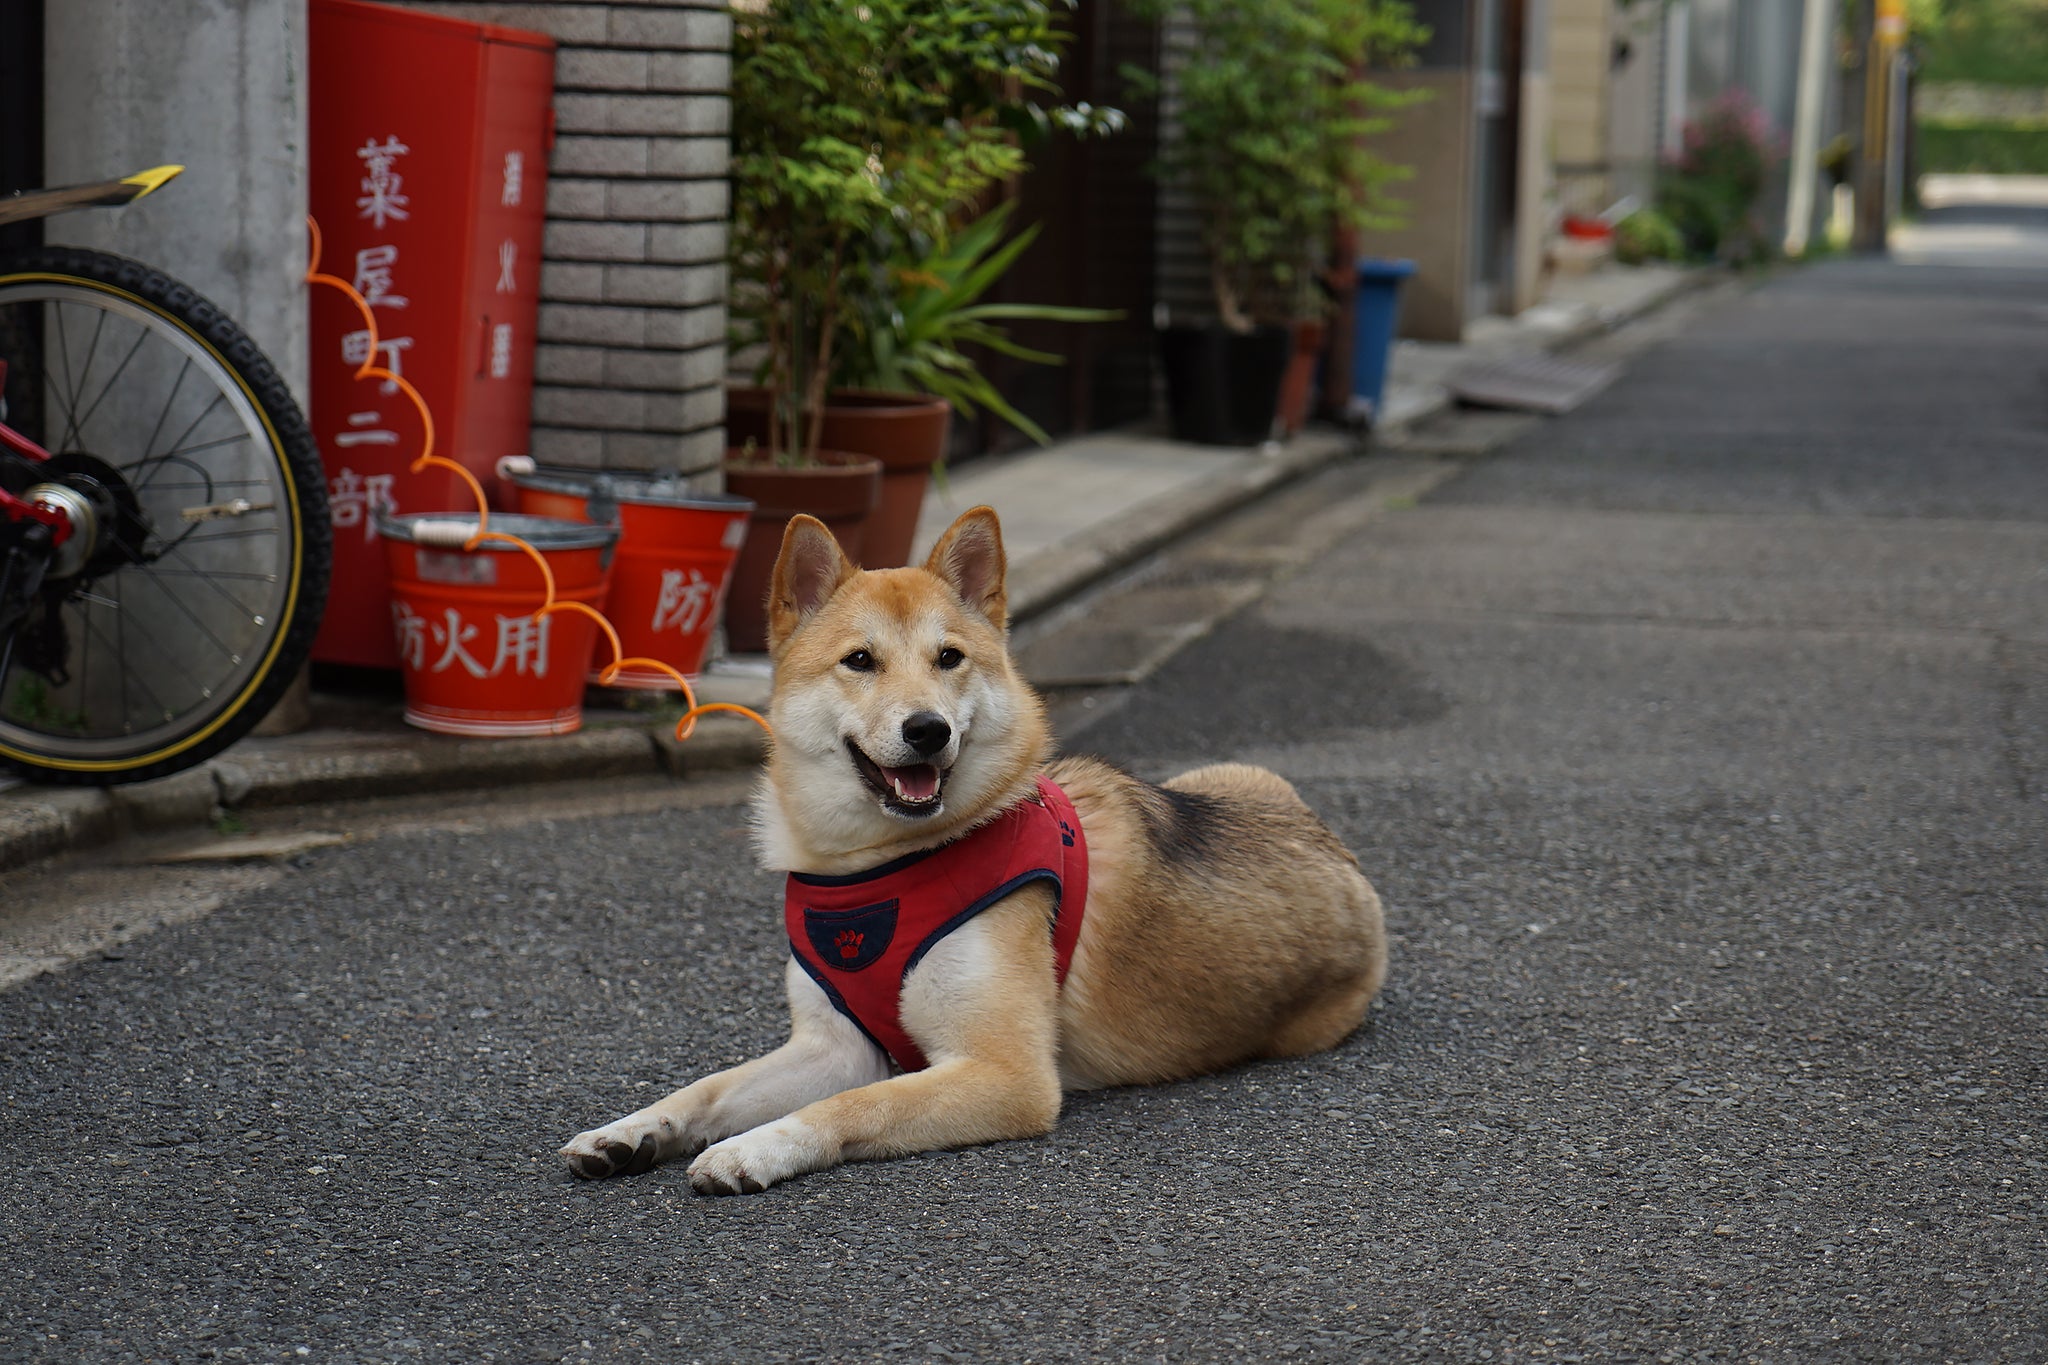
(1852, 0, 1908, 252)
(1784, 0, 1836, 255)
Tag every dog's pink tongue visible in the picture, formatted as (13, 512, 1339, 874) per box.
(884, 764, 941, 802)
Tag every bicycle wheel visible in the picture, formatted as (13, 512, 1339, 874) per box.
(0, 246, 330, 785)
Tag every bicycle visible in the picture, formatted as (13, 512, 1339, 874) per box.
(0, 165, 330, 785)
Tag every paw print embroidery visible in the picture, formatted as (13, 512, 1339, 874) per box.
(1059, 820, 1076, 848)
(836, 929, 864, 960)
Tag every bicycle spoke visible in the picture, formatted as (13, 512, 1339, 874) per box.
(134, 567, 247, 671)
(68, 325, 154, 449)
(55, 301, 114, 453)
(70, 596, 169, 729)
(127, 477, 276, 491)
(77, 586, 224, 729)
(82, 593, 96, 732)
(127, 436, 261, 514)
(137, 352, 195, 469)
(139, 566, 281, 583)
(151, 518, 282, 563)
(165, 525, 281, 547)
(134, 391, 233, 495)
(113, 589, 130, 736)
(153, 540, 268, 622)
(150, 535, 275, 567)
(47, 299, 85, 449)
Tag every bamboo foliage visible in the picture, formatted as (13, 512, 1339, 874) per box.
(729, 1, 1120, 463)
(1123, 0, 1429, 331)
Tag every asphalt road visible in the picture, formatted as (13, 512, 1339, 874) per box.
(4, 208, 2046, 1361)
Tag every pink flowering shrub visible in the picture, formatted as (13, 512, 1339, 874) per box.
(1658, 89, 1785, 264)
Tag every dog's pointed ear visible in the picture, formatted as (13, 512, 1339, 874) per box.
(769, 514, 856, 651)
(923, 505, 1008, 632)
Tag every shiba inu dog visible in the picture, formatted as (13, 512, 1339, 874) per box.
(561, 505, 1386, 1194)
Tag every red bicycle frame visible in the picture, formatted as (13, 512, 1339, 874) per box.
(0, 359, 73, 548)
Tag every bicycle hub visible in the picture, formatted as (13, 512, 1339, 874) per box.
(24, 479, 109, 580)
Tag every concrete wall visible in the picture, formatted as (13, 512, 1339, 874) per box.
(1357, 68, 1477, 342)
(45, 0, 311, 405)
(1512, 68, 1552, 315)
(45, 0, 732, 481)
(1511, 0, 1553, 315)
(1607, 6, 1668, 208)
(403, 2, 731, 479)
(1549, 0, 1612, 214)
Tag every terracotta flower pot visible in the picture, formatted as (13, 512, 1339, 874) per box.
(720, 449, 883, 655)
(727, 386, 951, 569)
(1277, 318, 1328, 436)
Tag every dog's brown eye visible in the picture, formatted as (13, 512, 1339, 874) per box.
(937, 647, 965, 670)
(841, 649, 876, 673)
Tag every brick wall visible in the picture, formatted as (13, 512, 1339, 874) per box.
(402, 2, 731, 482)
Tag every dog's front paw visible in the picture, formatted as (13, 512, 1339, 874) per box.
(688, 1119, 819, 1196)
(560, 1116, 676, 1180)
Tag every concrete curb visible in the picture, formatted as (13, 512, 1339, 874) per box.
(1005, 429, 1359, 622)
(0, 266, 1709, 874)
(3, 434, 1361, 875)
(0, 714, 774, 875)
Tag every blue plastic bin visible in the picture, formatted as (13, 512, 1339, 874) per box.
(1349, 257, 1415, 422)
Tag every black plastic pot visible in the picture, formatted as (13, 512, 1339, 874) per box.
(1157, 322, 1293, 446)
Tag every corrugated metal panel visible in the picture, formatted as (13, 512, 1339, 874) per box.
(1152, 12, 1220, 324)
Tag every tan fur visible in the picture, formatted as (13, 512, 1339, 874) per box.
(561, 507, 1386, 1193)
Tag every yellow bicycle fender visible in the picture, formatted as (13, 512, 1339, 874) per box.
(118, 164, 185, 199)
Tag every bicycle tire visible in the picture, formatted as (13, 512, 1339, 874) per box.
(0, 246, 330, 785)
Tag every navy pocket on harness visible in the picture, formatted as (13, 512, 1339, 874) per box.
(803, 900, 898, 973)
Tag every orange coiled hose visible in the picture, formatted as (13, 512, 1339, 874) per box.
(305, 217, 771, 744)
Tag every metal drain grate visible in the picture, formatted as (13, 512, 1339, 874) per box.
(1448, 353, 1621, 415)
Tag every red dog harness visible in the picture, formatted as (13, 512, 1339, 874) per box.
(785, 776, 1088, 1072)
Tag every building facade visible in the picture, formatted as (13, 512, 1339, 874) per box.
(26, 0, 733, 484)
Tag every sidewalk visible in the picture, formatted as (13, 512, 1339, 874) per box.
(0, 261, 1704, 872)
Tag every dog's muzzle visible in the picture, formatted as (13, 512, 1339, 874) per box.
(847, 739, 947, 817)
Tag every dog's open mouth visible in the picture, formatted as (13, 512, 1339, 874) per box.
(847, 741, 946, 816)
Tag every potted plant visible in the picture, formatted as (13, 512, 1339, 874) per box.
(1123, 0, 1426, 445)
(824, 201, 1121, 563)
(725, 0, 1119, 572)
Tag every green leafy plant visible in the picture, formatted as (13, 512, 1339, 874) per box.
(1122, 0, 1428, 331)
(6, 675, 88, 733)
(1912, 0, 2048, 87)
(1917, 118, 2048, 174)
(728, 0, 1119, 465)
(835, 202, 1120, 446)
(1612, 206, 1685, 264)
(1657, 89, 1783, 265)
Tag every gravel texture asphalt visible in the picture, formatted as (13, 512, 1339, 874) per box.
(2, 225, 2045, 1363)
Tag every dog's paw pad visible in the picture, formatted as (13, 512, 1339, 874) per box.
(687, 1121, 813, 1195)
(561, 1128, 660, 1179)
(688, 1158, 764, 1197)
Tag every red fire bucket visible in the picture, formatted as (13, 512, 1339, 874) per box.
(379, 512, 617, 736)
(506, 468, 752, 687)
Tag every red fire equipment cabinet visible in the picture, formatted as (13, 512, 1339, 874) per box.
(307, 0, 555, 668)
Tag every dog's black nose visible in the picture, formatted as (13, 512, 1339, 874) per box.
(901, 711, 952, 758)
